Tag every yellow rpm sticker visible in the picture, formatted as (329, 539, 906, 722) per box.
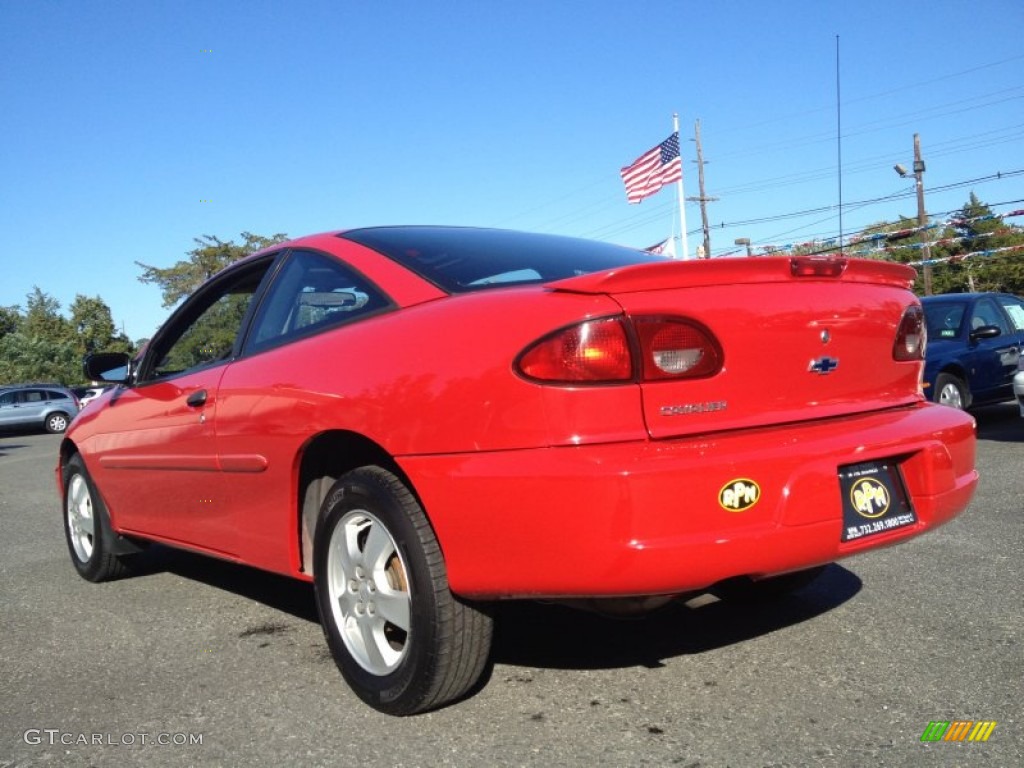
(718, 479, 760, 512)
(850, 477, 890, 518)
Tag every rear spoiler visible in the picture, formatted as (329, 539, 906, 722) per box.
(547, 256, 916, 294)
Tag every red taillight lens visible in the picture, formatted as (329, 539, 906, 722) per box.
(893, 305, 926, 361)
(634, 318, 722, 380)
(790, 256, 848, 278)
(517, 317, 632, 382)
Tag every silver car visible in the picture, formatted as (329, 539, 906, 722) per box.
(0, 385, 80, 433)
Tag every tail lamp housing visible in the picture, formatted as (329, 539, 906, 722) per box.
(893, 305, 926, 361)
(517, 316, 723, 384)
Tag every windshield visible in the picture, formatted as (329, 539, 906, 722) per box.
(338, 227, 661, 294)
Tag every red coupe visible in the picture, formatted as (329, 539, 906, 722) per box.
(58, 227, 978, 714)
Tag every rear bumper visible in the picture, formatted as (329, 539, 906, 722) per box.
(399, 403, 977, 599)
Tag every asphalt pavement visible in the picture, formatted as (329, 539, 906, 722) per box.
(1, 405, 1021, 767)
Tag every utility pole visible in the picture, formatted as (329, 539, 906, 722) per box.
(687, 119, 718, 259)
(894, 133, 931, 294)
(913, 134, 932, 295)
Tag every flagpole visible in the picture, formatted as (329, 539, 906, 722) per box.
(674, 113, 690, 260)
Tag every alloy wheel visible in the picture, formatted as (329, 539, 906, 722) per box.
(325, 509, 411, 675)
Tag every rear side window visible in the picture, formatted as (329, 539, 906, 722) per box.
(997, 296, 1024, 330)
(339, 227, 659, 294)
(924, 302, 965, 339)
(245, 249, 391, 353)
(46, 390, 69, 401)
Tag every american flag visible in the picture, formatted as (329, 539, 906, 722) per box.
(619, 132, 682, 204)
(644, 237, 677, 258)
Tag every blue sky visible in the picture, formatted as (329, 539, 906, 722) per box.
(2, 0, 1022, 340)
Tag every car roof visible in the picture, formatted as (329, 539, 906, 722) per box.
(921, 292, 1007, 303)
(0, 382, 69, 391)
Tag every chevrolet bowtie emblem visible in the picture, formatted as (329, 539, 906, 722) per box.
(809, 356, 839, 374)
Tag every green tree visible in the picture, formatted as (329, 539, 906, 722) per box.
(845, 194, 1024, 296)
(23, 287, 72, 344)
(136, 232, 287, 308)
(0, 291, 136, 384)
(935, 193, 1024, 294)
(0, 332, 79, 384)
(0, 306, 21, 340)
(68, 295, 134, 356)
(69, 295, 115, 354)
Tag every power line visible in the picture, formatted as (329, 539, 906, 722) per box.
(702, 173, 1024, 255)
(490, 55, 1024, 248)
(706, 170, 1023, 233)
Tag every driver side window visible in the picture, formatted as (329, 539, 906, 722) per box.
(142, 257, 277, 382)
(970, 298, 1009, 334)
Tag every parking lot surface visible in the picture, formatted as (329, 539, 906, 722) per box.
(1, 405, 1021, 767)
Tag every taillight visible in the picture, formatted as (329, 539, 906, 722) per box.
(517, 317, 632, 382)
(634, 318, 722, 380)
(517, 316, 723, 383)
(791, 256, 848, 278)
(893, 305, 926, 361)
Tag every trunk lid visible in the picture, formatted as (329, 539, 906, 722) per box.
(549, 257, 923, 439)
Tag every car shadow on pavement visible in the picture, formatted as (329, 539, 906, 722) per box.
(130, 545, 320, 624)
(0, 441, 32, 457)
(972, 402, 1023, 443)
(490, 564, 862, 671)
(129, 547, 861, 676)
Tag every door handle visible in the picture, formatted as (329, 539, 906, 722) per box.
(186, 389, 208, 408)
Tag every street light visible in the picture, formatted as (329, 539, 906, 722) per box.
(734, 237, 753, 257)
(894, 133, 932, 295)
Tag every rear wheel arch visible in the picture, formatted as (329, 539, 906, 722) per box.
(296, 430, 422, 576)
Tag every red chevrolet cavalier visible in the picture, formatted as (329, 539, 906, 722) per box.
(58, 227, 977, 714)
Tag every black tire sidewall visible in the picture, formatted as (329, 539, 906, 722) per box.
(62, 455, 110, 580)
(935, 373, 967, 408)
(313, 469, 444, 714)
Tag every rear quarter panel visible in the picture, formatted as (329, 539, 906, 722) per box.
(209, 287, 650, 573)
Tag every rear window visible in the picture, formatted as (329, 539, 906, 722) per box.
(338, 227, 660, 293)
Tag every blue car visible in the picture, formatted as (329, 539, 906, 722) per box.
(922, 292, 1024, 409)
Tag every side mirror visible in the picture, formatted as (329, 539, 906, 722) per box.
(84, 352, 131, 383)
(969, 325, 1001, 341)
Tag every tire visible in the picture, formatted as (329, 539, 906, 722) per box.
(715, 565, 827, 602)
(63, 454, 131, 582)
(46, 411, 72, 433)
(313, 466, 493, 715)
(934, 373, 968, 410)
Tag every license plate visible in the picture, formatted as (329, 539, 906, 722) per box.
(839, 460, 917, 542)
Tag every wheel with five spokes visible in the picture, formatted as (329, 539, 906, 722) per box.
(313, 466, 493, 715)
